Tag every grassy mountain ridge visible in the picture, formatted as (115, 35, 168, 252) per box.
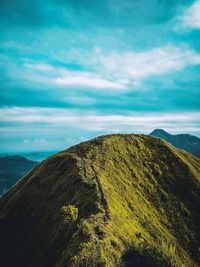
(0, 134, 200, 267)
(150, 129, 200, 158)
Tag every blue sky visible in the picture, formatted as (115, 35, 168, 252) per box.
(0, 0, 200, 153)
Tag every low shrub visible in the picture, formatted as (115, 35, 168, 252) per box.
(60, 204, 78, 225)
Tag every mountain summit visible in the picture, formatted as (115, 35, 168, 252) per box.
(0, 134, 200, 267)
(150, 129, 200, 158)
(150, 129, 171, 137)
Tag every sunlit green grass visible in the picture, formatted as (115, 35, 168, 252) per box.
(1, 134, 200, 267)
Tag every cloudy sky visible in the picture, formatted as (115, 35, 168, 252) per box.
(0, 0, 200, 153)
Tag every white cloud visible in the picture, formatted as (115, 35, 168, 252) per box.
(97, 45, 200, 82)
(2, 44, 200, 91)
(24, 62, 54, 72)
(54, 71, 126, 89)
(181, 0, 200, 29)
(1, 107, 200, 135)
(23, 138, 46, 143)
(20, 61, 126, 90)
(25, 45, 200, 89)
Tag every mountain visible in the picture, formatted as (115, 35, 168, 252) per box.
(150, 129, 200, 158)
(0, 151, 57, 162)
(0, 134, 200, 267)
(0, 156, 37, 196)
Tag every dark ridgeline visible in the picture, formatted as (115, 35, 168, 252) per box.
(0, 155, 37, 196)
(150, 129, 200, 158)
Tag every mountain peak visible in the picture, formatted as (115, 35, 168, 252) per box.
(1, 134, 200, 267)
(150, 129, 200, 158)
(150, 129, 169, 136)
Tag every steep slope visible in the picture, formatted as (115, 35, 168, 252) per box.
(150, 129, 200, 158)
(0, 134, 200, 267)
(0, 155, 38, 195)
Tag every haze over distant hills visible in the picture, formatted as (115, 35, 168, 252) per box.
(0, 151, 57, 162)
(21, 151, 58, 162)
(1, 134, 200, 267)
(150, 129, 200, 158)
(0, 156, 37, 196)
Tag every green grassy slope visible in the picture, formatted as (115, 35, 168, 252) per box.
(0, 134, 200, 267)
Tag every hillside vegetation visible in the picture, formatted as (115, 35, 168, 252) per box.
(0, 134, 200, 267)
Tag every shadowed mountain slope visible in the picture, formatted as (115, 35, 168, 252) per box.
(0, 155, 37, 196)
(150, 129, 200, 158)
(0, 134, 200, 267)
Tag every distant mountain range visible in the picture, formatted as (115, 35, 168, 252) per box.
(0, 155, 37, 196)
(0, 134, 199, 267)
(150, 129, 200, 158)
(0, 150, 56, 162)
